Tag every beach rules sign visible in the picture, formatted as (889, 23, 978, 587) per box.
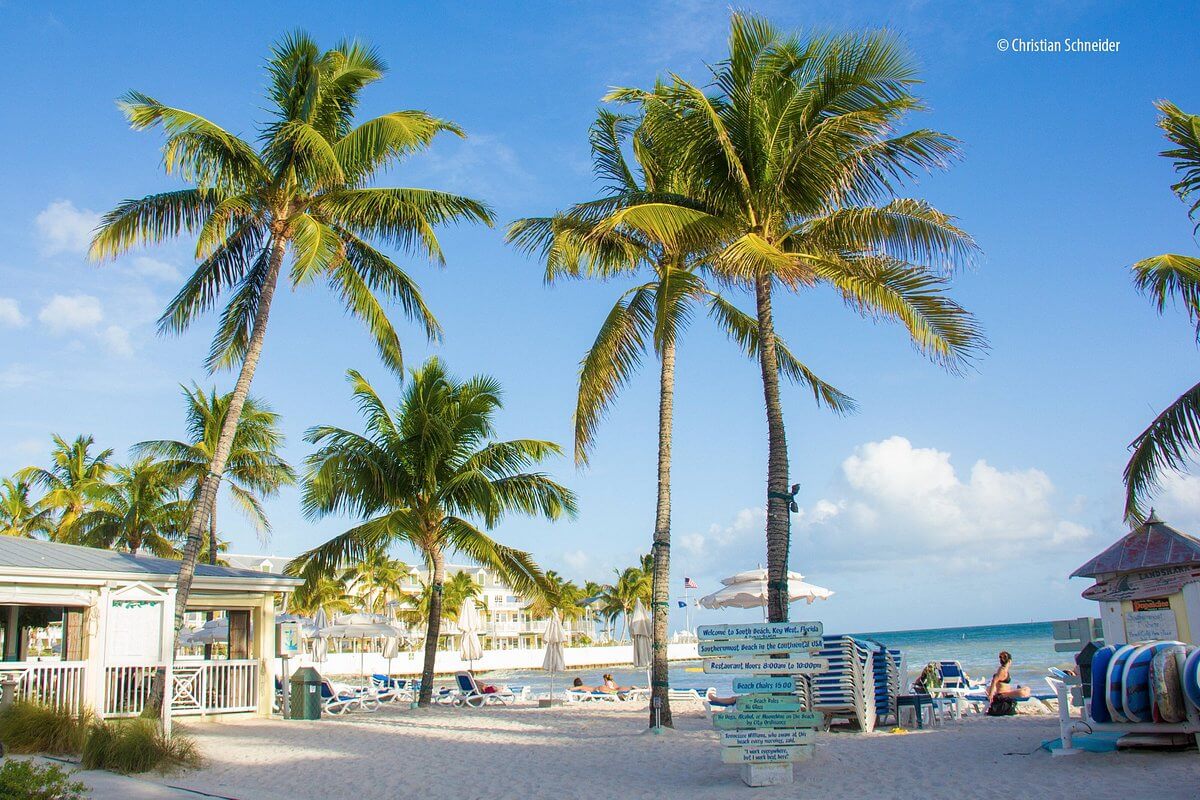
(706, 620, 826, 787)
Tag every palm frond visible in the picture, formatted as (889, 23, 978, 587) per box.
(1124, 380, 1200, 522)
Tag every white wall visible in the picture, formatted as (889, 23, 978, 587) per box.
(277, 642, 698, 678)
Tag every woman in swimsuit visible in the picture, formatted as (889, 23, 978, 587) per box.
(987, 651, 1032, 702)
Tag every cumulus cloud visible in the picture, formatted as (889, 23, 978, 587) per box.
(797, 436, 1093, 571)
(35, 200, 100, 256)
(130, 256, 180, 282)
(679, 436, 1095, 581)
(38, 294, 103, 332)
(0, 298, 26, 327)
(99, 325, 133, 357)
(1149, 470, 1200, 531)
(0, 364, 40, 390)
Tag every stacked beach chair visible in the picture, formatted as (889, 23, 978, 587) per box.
(806, 636, 878, 732)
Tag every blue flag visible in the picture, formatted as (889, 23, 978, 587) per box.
(677, 600, 687, 608)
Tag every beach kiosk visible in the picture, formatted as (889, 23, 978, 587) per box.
(0, 536, 301, 720)
(1071, 511, 1200, 646)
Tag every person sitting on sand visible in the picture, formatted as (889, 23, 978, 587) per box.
(987, 651, 1031, 705)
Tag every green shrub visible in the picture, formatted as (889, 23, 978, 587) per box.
(0, 702, 90, 755)
(0, 759, 87, 800)
(81, 718, 201, 775)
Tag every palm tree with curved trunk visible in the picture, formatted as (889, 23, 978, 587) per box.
(135, 384, 295, 567)
(509, 110, 850, 727)
(287, 359, 576, 706)
(1125, 100, 1200, 521)
(606, 14, 982, 621)
(341, 548, 410, 614)
(78, 458, 188, 557)
(19, 435, 113, 543)
(89, 33, 492, 713)
(0, 478, 53, 538)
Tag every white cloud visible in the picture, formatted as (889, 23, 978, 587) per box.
(798, 436, 1094, 570)
(99, 325, 133, 357)
(35, 200, 100, 256)
(130, 256, 180, 282)
(0, 298, 26, 327)
(411, 134, 535, 205)
(1151, 470, 1200, 530)
(0, 364, 39, 390)
(38, 294, 103, 332)
(562, 550, 591, 572)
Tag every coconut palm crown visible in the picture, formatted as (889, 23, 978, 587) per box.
(288, 359, 576, 705)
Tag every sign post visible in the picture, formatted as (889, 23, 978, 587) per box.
(700, 621, 826, 787)
(276, 621, 302, 719)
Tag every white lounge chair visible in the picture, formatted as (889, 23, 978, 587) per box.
(450, 671, 518, 707)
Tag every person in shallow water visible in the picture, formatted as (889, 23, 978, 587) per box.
(987, 651, 1032, 702)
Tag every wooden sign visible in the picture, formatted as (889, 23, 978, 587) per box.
(732, 676, 796, 694)
(697, 621, 823, 641)
(735, 694, 802, 712)
(1082, 565, 1200, 601)
(721, 745, 812, 764)
(718, 728, 814, 747)
(698, 638, 823, 657)
(712, 710, 824, 729)
(703, 657, 828, 675)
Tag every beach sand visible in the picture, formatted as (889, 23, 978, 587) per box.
(96, 702, 1193, 800)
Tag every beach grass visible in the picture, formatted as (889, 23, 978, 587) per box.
(0, 701, 90, 755)
(81, 717, 203, 774)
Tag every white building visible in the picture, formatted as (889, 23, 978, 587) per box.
(225, 554, 602, 650)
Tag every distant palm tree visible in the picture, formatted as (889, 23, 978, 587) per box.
(1125, 101, 1200, 521)
(78, 458, 187, 557)
(341, 549, 410, 614)
(509, 110, 848, 727)
(89, 32, 493, 710)
(525, 570, 585, 622)
(19, 435, 113, 542)
(290, 574, 355, 618)
(607, 14, 982, 621)
(135, 384, 295, 566)
(0, 478, 52, 538)
(597, 563, 652, 640)
(288, 360, 575, 705)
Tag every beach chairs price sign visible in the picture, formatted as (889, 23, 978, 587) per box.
(700, 621, 826, 787)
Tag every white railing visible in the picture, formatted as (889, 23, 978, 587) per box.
(104, 660, 258, 717)
(0, 661, 86, 714)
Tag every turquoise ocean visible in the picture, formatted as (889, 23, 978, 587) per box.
(482, 621, 1063, 695)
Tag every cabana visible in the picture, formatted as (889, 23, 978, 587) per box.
(1071, 511, 1200, 645)
(0, 537, 300, 719)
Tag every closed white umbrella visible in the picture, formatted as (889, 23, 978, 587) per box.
(630, 598, 652, 670)
(458, 598, 483, 672)
(311, 608, 329, 663)
(542, 610, 567, 704)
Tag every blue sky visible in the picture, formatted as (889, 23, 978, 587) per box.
(2, 0, 1199, 633)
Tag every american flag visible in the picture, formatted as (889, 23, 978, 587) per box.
(683, 577, 698, 589)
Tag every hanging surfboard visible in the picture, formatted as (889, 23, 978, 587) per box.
(1106, 644, 1136, 723)
(1089, 645, 1116, 723)
(1184, 647, 1200, 711)
(1150, 643, 1188, 723)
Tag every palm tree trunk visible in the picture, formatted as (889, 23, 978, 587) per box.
(418, 546, 445, 707)
(204, 509, 217, 661)
(649, 338, 675, 728)
(142, 235, 287, 719)
(754, 275, 791, 624)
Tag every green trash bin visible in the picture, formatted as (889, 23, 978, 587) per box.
(289, 667, 323, 720)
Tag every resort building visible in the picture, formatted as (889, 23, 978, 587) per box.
(0, 537, 300, 719)
(226, 553, 602, 649)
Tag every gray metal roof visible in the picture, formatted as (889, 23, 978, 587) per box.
(0, 537, 301, 584)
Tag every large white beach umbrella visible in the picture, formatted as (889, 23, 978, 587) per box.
(319, 615, 403, 686)
(630, 598, 652, 670)
(458, 598, 484, 672)
(182, 616, 228, 645)
(542, 611, 567, 704)
(699, 569, 833, 613)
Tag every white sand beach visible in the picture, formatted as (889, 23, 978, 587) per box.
(74, 703, 1194, 800)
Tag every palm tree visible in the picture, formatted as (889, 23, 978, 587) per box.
(341, 548, 410, 614)
(1125, 101, 1200, 520)
(597, 563, 652, 640)
(0, 478, 52, 538)
(89, 32, 493, 711)
(525, 570, 585, 621)
(287, 359, 576, 705)
(78, 458, 188, 557)
(290, 574, 355, 618)
(509, 110, 849, 728)
(606, 14, 982, 621)
(19, 435, 114, 542)
(135, 384, 296, 567)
